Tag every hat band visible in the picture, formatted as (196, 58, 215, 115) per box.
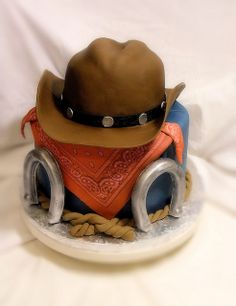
(55, 95, 166, 128)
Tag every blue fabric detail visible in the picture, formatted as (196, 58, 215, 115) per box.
(164, 101, 189, 171)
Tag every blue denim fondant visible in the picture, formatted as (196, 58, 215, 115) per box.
(37, 101, 189, 218)
(164, 101, 189, 172)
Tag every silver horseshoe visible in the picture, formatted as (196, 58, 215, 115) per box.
(23, 147, 65, 224)
(131, 158, 185, 232)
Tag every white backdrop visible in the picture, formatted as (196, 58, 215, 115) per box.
(0, 0, 236, 305)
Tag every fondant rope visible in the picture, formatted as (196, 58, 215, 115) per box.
(149, 205, 170, 223)
(62, 212, 136, 241)
(184, 170, 192, 201)
(38, 170, 192, 241)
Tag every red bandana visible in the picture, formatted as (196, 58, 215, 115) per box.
(21, 108, 184, 219)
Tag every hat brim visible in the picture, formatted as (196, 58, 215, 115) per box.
(36, 70, 185, 148)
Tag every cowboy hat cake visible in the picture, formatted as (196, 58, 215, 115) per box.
(21, 38, 192, 250)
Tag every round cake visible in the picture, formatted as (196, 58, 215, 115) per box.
(21, 38, 192, 246)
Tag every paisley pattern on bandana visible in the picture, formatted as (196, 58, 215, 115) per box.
(21, 108, 184, 218)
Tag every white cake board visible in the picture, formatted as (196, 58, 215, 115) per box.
(21, 158, 203, 264)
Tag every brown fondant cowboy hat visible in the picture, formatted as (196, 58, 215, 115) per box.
(37, 38, 185, 148)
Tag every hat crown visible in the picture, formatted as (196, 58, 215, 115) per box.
(63, 38, 165, 116)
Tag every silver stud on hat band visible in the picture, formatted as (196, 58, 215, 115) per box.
(161, 101, 166, 110)
(66, 107, 74, 119)
(102, 116, 114, 127)
(138, 113, 148, 125)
